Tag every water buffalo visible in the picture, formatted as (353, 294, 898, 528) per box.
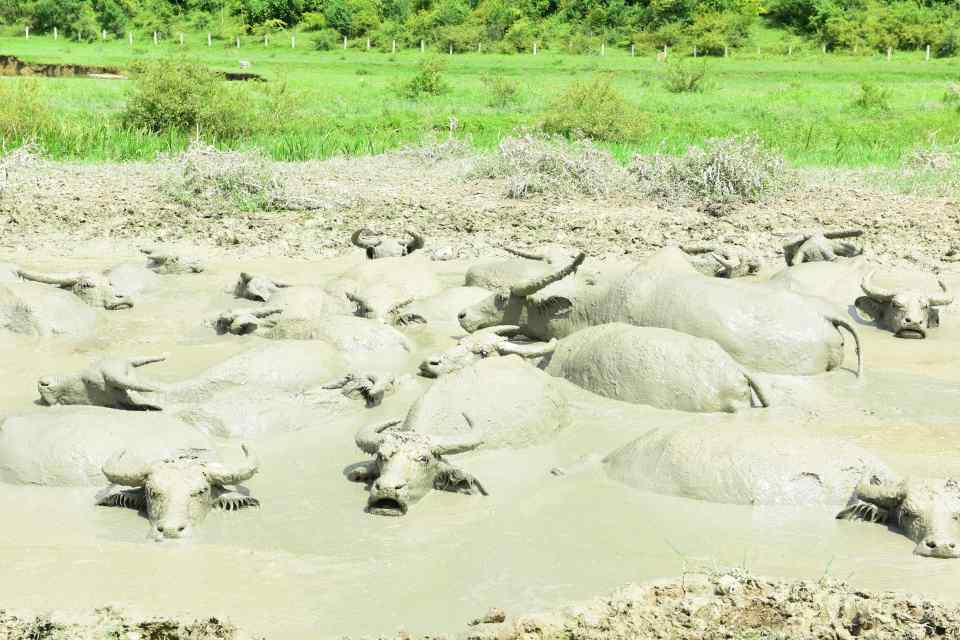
(37, 356, 167, 410)
(0, 282, 97, 337)
(837, 477, 960, 559)
(604, 426, 959, 558)
(680, 244, 760, 278)
(782, 229, 863, 266)
(97, 445, 259, 540)
(325, 256, 444, 321)
(855, 271, 953, 339)
(140, 247, 205, 274)
(348, 416, 486, 516)
(351, 227, 425, 259)
(233, 272, 289, 302)
(541, 323, 768, 412)
(458, 248, 862, 377)
(418, 325, 551, 378)
(17, 268, 132, 309)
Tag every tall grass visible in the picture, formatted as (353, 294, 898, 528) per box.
(0, 32, 958, 166)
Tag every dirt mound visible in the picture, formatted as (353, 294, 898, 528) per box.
(0, 607, 255, 640)
(459, 572, 960, 640)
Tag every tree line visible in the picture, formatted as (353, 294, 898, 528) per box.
(0, 0, 957, 56)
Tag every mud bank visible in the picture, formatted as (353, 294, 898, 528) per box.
(0, 54, 263, 81)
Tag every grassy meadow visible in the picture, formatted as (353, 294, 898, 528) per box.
(1, 30, 959, 166)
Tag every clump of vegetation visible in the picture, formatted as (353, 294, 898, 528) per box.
(0, 141, 43, 199)
(901, 143, 958, 173)
(851, 82, 892, 111)
(397, 136, 472, 163)
(541, 75, 646, 142)
(943, 82, 960, 107)
(162, 141, 284, 212)
(121, 59, 252, 139)
(396, 56, 450, 99)
(481, 74, 522, 108)
(631, 135, 791, 209)
(473, 134, 628, 199)
(312, 28, 341, 51)
(0, 79, 51, 142)
(662, 59, 709, 94)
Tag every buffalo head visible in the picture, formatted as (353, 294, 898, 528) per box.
(234, 272, 290, 302)
(351, 416, 485, 516)
(855, 272, 953, 339)
(838, 476, 960, 558)
(38, 356, 166, 410)
(458, 252, 585, 335)
(419, 326, 555, 378)
(18, 269, 132, 310)
(215, 307, 283, 335)
(783, 229, 863, 266)
(351, 228, 425, 259)
(97, 445, 260, 541)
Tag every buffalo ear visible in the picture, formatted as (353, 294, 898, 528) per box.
(928, 306, 940, 329)
(540, 295, 574, 318)
(836, 500, 889, 524)
(96, 487, 146, 511)
(854, 296, 882, 322)
(435, 465, 488, 496)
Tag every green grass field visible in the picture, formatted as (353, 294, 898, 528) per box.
(1, 31, 959, 166)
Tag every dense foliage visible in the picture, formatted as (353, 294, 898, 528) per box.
(0, 0, 762, 55)
(0, 0, 955, 54)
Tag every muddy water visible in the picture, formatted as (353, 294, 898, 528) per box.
(0, 252, 958, 638)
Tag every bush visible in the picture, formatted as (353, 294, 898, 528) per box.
(396, 56, 450, 99)
(120, 59, 252, 139)
(162, 142, 284, 212)
(944, 82, 960, 107)
(481, 74, 521, 107)
(312, 28, 341, 50)
(662, 59, 709, 93)
(935, 30, 960, 59)
(0, 79, 51, 142)
(631, 134, 790, 208)
(851, 82, 891, 111)
(541, 75, 646, 142)
(472, 134, 629, 199)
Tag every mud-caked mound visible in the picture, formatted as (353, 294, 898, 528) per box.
(460, 572, 960, 640)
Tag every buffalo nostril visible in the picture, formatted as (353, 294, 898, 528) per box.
(177, 526, 186, 533)
(927, 540, 938, 549)
(458, 312, 466, 320)
(157, 525, 165, 533)
(429, 359, 441, 366)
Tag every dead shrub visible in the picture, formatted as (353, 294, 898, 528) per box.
(162, 141, 284, 212)
(631, 134, 790, 211)
(473, 133, 628, 199)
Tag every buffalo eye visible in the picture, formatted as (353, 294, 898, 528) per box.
(191, 487, 209, 497)
(417, 455, 430, 465)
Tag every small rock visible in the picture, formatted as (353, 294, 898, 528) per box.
(715, 575, 742, 596)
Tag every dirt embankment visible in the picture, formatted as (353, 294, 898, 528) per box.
(444, 572, 960, 640)
(0, 151, 957, 270)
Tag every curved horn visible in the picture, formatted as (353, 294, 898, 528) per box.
(129, 356, 166, 368)
(102, 450, 151, 487)
(355, 419, 403, 454)
(102, 361, 166, 393)
(432, 414, 485, 456)
(930, 279, 954, 307)
(680, 244, 719, 256)
(511, 252, 586, 297)
(860, 272, 895, 302)
(404, 228, 425, 253)
(238, 272, 254, 284)
(351, 229, 382, 250)
(496, 338, 558, 358)
(253, 307, 284, 319)
(854, 478, 905, 509)
(503, 246, 545, 261)
(712, 253, 738, 271)
(345, 291, 374, 318)
(18, 269, 82, 287)
(823, 229, 864, 240)
(205, 444, 260, 486)
(387, 297, 414, 315)
(483, 325, 522, 337)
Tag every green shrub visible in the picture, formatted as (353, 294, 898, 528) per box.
(631, 134, 791, 208)
(944, 82, 960, 107)
(0, 79, 51, 142)
(396, 56, 450, 99)
(541, 75, 646, 142)
(312, 28, 341, 50)
(481, 74, 521, 107)
(852, 81, 891, 111)
(120, 59, 252, 139)
(936, 30, 960, 59)
(662, 59, 709, 93)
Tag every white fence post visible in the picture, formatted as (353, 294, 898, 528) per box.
(153, 31, 158, 45)
(886, 46, 892, 61)
(392, 39, 396, 54)
(208, 32, 212, 47)
(926, 44, 931, 61)
(180, 32, 185, 45)
(343, 35, 347, 49)
(420, 39, 425, 53)
(724, 45, 728, 57)
(822, 43, 826, 54)
(236, 35, 240, 48)
(24, 26, 29, 39)
(291, 34, 296, 48)
(128, 32, 133, 46)
(102, 29, 107, 41)
(631, 44, 635, 57)
(693, 46, 697, 57)
(478, 42, 482, 53)
(367, 38, 371, 51)
(54, 27, 58, 40)
(601, 42, 605, 56)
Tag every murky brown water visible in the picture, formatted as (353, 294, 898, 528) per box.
(0, 251, 957, 638)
